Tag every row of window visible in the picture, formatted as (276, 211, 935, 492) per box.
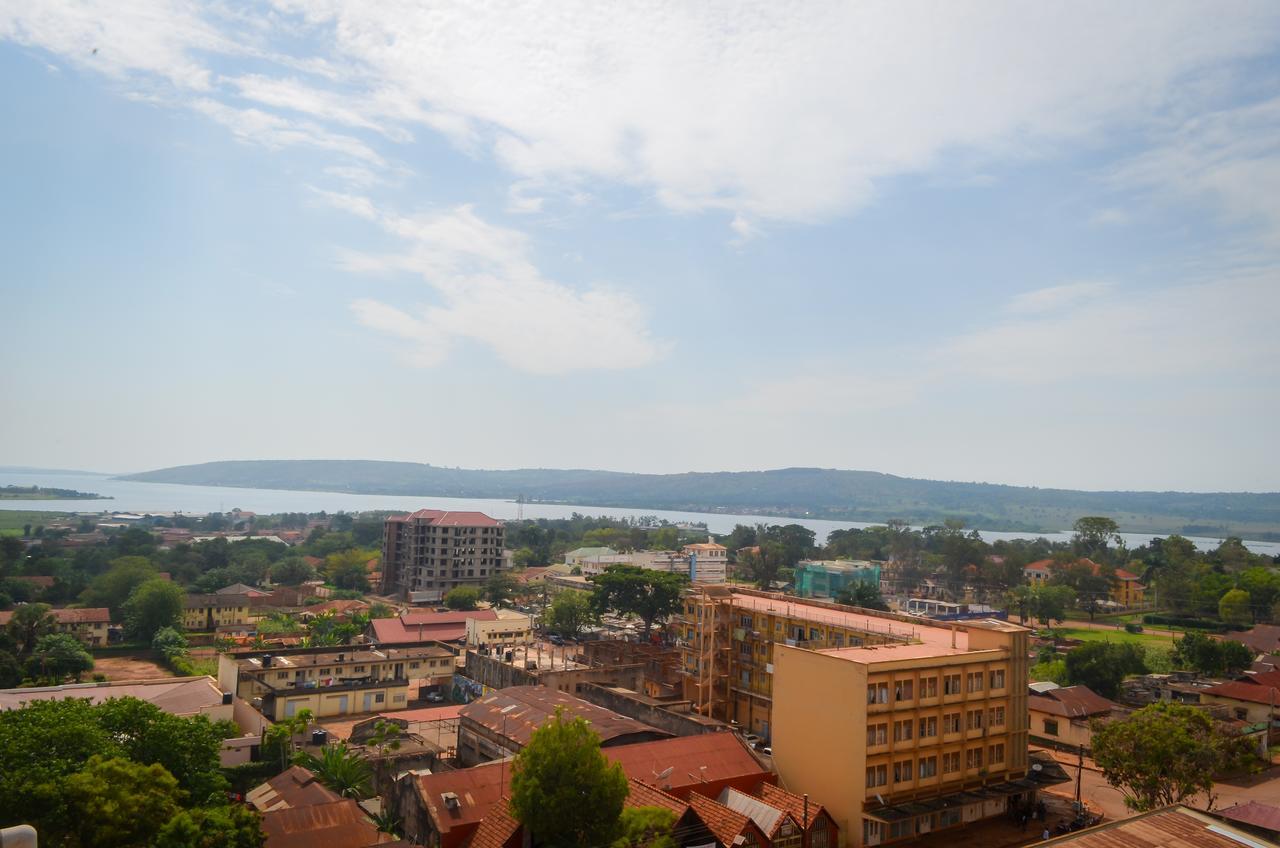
(866, 669, 1006, 705)
(865, 744, 1007, 787)
(866, 707, 1006, 746)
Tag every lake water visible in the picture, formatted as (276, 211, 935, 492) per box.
(2, 470, 1277, 555)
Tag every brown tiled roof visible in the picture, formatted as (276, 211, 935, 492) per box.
(260, 798, 386, 848)
(686, 791, 761, 847)
(625, 779, 689, 816)
(1215, 801, 1280, 833)
(1027, 685, 1118, 718)
(11, 575, 54, 588)
(246, 765, 342, 812)
(1203, 679, 1280, 706)
(1239, 669, 1280, 688)
(465, 797, 521, 848)
(185, 593, 267, 609)
(391, 509, 502, 527)
(1221, 624, 1280, 655)
(459, 686, 671, 748)
(1033, 805, 1272, 846)
(0, 606, 111, 626)
(758, 782, 828, 829)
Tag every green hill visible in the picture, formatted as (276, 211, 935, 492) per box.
(118, 460, 1280, 536)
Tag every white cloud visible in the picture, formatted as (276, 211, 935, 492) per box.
(1090, 208, 1131, 227)
(1005, 281, 1113, 315)
(333, 203, 666, 375)
(191, 98, 384, 164)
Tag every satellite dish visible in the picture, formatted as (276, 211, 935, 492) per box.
(655, 766, 674, 781)
(876, 794, 885, 805)
(1032, 763, 1043, 772)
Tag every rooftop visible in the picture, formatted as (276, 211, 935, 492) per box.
(237, 645, 452, 672)
(391, 509, 502, 527)
(1222, 624, 1280, 654)
(459, 685, 672, 747)
(0, 606, 110, 625)
(1028, 685, 1119, 718)
(415, 761, 509, 838)
(0, 676, 224, 715)
(1033, 805, 1275, 847)
(246, 765, 341, 812)
(604, 732, 769, 795)
(817, 642, 987, 663)
(1202, 679, 1280, 706)
(687, 791, 759, 846)
(719, 786, 792, 837)
(261, 798, 389, 848)
(1215, 801, 1280, 834)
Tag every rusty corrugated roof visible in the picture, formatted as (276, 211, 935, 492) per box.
(458, 686, 672, 748)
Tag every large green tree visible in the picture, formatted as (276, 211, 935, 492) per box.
(81, 556, 158, 617)
(1064, 641, 1147, 698)
(154, 804, 265, 848)
(1092, 701, 1254, 811)
(1172, 632, 1253, 677)
(590, 565, 688, 637)
(835, 581, 889, 611)
(545, 590, 594, 638)
(94, 697, 233, 804)
(1218, 589, 1251, 627)
(28, 632, 94, 682)
(444, 586, 481, 610)
(123, 578, 186, 641)
(269, 557, 315, 586)
(611, 806, 677, 848)
(63, 755, 184, 848)
(511, 708, 629, 848)
(1072, 517, 1122, 561)
(5, 601, 56, 654)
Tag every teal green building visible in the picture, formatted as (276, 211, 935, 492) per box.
(793, 559, 881, 599)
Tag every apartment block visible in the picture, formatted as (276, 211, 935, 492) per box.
(771, 616, 1051, 846)
(675, 587, 915, 739)
(217, 644, 455, 720)
(380, 509, 508, 602)
(0, 607, 110, 646)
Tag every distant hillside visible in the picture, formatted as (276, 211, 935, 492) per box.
(118, 460, 1280, 537)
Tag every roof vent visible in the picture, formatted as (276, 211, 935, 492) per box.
(441, 791, 460, 810)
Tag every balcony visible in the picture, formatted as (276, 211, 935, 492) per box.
(259, 675, 408, 696)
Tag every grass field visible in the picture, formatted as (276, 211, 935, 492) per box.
(1048, 626, 1176, 649)
(0, 509, 73, 534)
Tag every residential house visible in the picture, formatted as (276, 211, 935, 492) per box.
(1199, 670, 1280, 725)
(247, 765, 342, 812)
(0, 606, 111, 646)
(1022, 559, 1145, 608)
(260, 798, 395, 848)
(687, 791, 770, 848)
(1210, 801, 1280, 843)
(1027, 684, 1125, 750)
(1222, 624, 1280, 657)
(1033, 805, 1274, 847)
(718, 786, 804, 847)
(370, 609, 498, 645)
(183, 593, 267, 631)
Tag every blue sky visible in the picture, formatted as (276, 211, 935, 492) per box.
(2, 2, 1279, 491)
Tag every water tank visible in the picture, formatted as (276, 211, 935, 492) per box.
(262, 655, 272, 668)
(221, 692, 233, 706)
(311, 729, 328, 746)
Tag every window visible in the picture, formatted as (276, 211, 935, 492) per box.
(990, 743, 1005, 765)
(918, 757, 937, 778)
(893, 720, 913, 742)
(893, 759, 913, 783)
(921, 676, 938, 698)
(895, 680, 914, 702)
(989, 669, 1006, 690)
(866, 764, 888, 787)
(354, 665, 366, 673)
(938, 809, 962, 827)
(889, 821, 913, 840)
(943, 712, 961, 734)
(375, 693, 385, 703)
(319, 668, 330, 675)
(989, 706, 1005, 727)
(918, 716, 938, 739)
(967, 672, 984, 693)
(277, 672, 289, 680)
(867, 724, 888, 746)
(966, 709, 984, 731)
(944, 674, 962, 695)
(863, 820, 883, 845)
(740, 615, 752, 628)
(943, 752, 960, 773)
(867, 683, 889, 705)
(966, 747, 984, 770)
(1043, 719, 1059, 737)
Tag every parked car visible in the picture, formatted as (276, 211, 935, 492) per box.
(548, 634, 564, 646)
(426, 691, 445, 703)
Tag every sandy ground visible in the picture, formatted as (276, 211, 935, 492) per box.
(93, 655, 172, 681)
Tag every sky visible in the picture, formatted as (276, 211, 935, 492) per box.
(2, 2, 1279, 492)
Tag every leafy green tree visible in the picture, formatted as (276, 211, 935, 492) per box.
(611, 806, 677, 848)
(1072, 516, 1121, 560)
(81, 556, 158, 617)
(590, 565, 688, 637)
(1218, 589, 1251, 627)
(511, 707, 629, 848)
(293, 743, 373, 799)
(739, 540, 786, 590)
(444, 586, 482, 610)
(1172, 632, 1253, 677)
(63, 755, 184, 848)
(545, 590, 594, 638)
(124, 578, 186, 641)
(155, 803, 265, 848)
(152, 626, 190, 660)
(28, 632, 94, 682)
(262, 708, 314, 771)
(513, 547, 540, 568)
(835, 581, 889, 611)
(484, 571, 518, 607)
(270, 557, 315, 586)
(651, 527, 679, 550)
(0, 650, 21, 688)
(1032, 585, 1075, 626)
(94, 697, 233, 804)
(325, 549, 372, 592)
(1064, 642, 1147, 698)
(5, 601, 56, 654)
(1092, 701, 1255, 811)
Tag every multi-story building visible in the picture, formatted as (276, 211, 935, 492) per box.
(570, 540, 728, 584)
(675, 587, 917, 739)
(183, 593, 267, 631)
(217, 644, 456, 720)
(770, 615, 1047, 846)
(380, 509, 508, 602)
(794, 560, 882, 600)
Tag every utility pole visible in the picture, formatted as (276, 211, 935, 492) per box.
(1075, 743, 1084, 811)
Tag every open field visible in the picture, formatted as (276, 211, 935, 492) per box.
(1047, 626, 1177, 650)
(0, 509, 73, 534)
(92, 655, 172, 681)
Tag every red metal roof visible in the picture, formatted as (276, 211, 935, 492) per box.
(686, 791, 766, 847)
(261, 798, 387, 848)
(1222, 624, 1280, 655)
(0, 607, 111, 626)
(246, 765, 341, 812)
(459, 686, 672, 748)
(603, 733, 771, 798)
(416, 761, 510, 846)
(1216, 801, 1280, 833)
(1027, 685, 1118, 718)
(1203, 679, 1280, 706)
(392, 509, 502, 527)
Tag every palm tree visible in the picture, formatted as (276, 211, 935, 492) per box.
(294, 742, 373, 799)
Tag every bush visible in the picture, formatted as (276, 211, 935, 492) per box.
(1142, 614, 1229, 633)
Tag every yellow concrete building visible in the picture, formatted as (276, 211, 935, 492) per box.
(184, 593, 266, 631)
(217, 644, 455, 720)
(0, 607, 111, 647)
(771, 617, 1042, 847)
(675, 586, 916, 739)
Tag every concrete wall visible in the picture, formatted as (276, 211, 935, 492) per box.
(463, 650, 645, 695)
(575, 683, 722, 737)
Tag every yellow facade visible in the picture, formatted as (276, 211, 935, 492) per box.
(771, 620, 1030, 847)
(183, 599, 264, 631)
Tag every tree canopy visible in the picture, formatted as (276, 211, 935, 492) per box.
(123, 578, 186, 641)
(510, 707, 629, 848)
(1063, 641, 1147, 698)
(444, 586, 482, 610)
(590, 565, 688, 636)
(545, 590, 594, 638)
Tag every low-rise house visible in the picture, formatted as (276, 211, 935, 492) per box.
(300, 599, 371, 621)
(757, 783, 839, 848)
(261, 798, 395, 848)
(718, 786, 804, 847)
(247, 765, 342, 812)
(1027, 684, 1125, 750)
(1199, 670, 1280, 725)
(184, 593, 268, 631)
(1023, 558, 1145, 607)
(1221, 624, 1280, 657)
(464, 609, 533, 647)
(0, 606, 111, 646)
(1210, 801, 1280, 842)
(216, 582, 270, 597)
(371, 609, 499, 645)
(688, 791, 770, 848)
(456, 685, 673, 766)
(218, 645, 455, 720)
